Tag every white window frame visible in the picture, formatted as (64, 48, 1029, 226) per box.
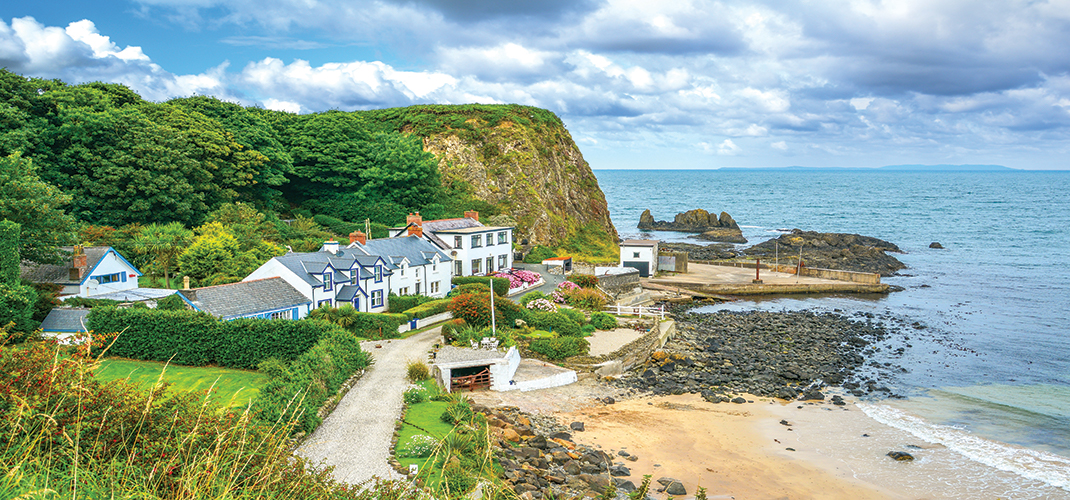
(372, 290, 384, 308)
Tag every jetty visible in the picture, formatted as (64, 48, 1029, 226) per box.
(643, 262, 889, 298)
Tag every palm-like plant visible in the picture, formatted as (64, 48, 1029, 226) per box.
(133, 222, 192, 287)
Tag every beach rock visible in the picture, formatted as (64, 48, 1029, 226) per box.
(666, 481, 687, 495)
(779, 420, 792, 426)
(609, 464, 631, 477)
(613, 478, 636, 492)
(549, 431, 572, 441)
(577, 474, 611, 491)
(887, 451, 915, 461)
(929, 242, 944, 249)
(570, 422, 585, 432)
(659, 242, 739, 261)
(743, 229, 906, 276)
(637, 209, 746, 243)
(800, 389, 825, 401)
(731, 396, 747, 404)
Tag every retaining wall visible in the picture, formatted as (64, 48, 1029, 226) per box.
(563, 319, 676, 377)
(596, 268, 641, 294)
(799, 267, 881, 284)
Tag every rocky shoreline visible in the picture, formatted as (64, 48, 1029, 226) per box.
(638, 209, 746, 243)
(743, 229, 906, 276)
(614, 308, 905, 402)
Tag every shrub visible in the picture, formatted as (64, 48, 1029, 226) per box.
(523, 245, 557, 264)
(526, 311, 581, 337)
(252, 328, 370, 434)
(400, 434, 437, 458)
(528, 337, 589, 360)
(155, 293, 187, 310)
(404, 298, 451, 319)
(590, 311, 618, 330)
(440, 398, 473, 425)
(389, 293, 434, 313)
(403, 387, 429, 405)
(452, 276, 510, 296)
(0, 282, 37, 335)
(307, 305, 407, 339)
(564, 288, 608, 311)
(572, 273, 600, 288)
(581, 324, 596, 336)
(525, 298, 557, 312)
(518, 290, 548, 307)
(441, 318, 468, 344)
(451, 283, 493, 296)
(448, 292, 526, 328)
(407, 359, 431, 382)
(559, 307, 586, 325)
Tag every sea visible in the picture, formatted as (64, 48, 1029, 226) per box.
(593, 168, 1070, 498)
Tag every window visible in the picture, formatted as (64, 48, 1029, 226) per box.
(471, 234, 482, 248)
(498, 254, 507, 270)
(431, 281, 440, 293)
(270, 310, 291, 320)
(318, 299, 332, 308)
(633, 252, 640, 258)
(454, 235, 463, 248)
(472, 258, 481, 274)
(374, 265, 383, 282)
(400, 266, 405, 276)
(433, 261, 437, 272)
(96, 273, 121, 284)
(498, 231, 507, 244)
(400, 287, 409, 295)
(486, 257, 493, 273)
(485, 234, 493, 246)
(372, 290, 384, 308)
(415, 282, 421, 294)
(322, 272, 332, 291)
(454, 260, 463, 276)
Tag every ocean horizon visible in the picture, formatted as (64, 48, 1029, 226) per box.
(594, 168, 1070, 495)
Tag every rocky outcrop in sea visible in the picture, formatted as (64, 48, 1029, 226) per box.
(658, 242, 740, 261)
(614, 309, 902, 401)
(744, 229, 906, 276)
(638, 209, 746, 243)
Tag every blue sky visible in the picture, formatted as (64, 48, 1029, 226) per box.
(4, 1, 1070, 170)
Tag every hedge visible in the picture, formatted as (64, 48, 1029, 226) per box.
(528, 337, 589, 360)
(558, 307, 586, 326)
(307, 306, 408, 339)
(251, 328, 370, 434)
(526, 311, 581, 337)
(404, 298, 451, 320)
(388, 293, 435, 314)
(0, 220, 18, 285)
(87, 307, 343, 369)
(451, 276, 510, 297)
(590, 311, 618, 330)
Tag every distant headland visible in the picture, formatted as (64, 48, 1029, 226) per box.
(715, 164, 1016, 172)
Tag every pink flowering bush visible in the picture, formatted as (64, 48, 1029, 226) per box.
(551, 291, 567, 303)
(492, 270, 542, 290)
(526, 298, 558, 312)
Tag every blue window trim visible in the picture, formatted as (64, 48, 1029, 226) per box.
(93, 272, 122, 284)
(323, 272, 333, 291)
(317, 299, 332, 308)
(371, 290, 384, 308)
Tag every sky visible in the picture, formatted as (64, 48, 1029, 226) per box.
(3, 1, 1070, 170)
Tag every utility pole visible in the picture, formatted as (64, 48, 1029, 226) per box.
(489, 277, 497, 337)
(365, 219, 371, 239)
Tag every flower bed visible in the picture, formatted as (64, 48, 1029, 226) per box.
(492, 269, 542, 290)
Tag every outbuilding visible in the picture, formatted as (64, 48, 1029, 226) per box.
(619, 239, 659, 277)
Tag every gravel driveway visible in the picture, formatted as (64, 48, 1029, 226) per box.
(296, 328, 441, 485)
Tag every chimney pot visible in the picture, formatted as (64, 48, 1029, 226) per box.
(464, 210, 479, 222)
(406, 212, 423, 226)
(183, 276, 191, 290)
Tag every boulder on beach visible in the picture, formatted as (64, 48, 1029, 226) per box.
(887, 451, 915, 461)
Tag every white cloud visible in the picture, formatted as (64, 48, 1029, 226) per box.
(263, 98, 301, 113)
(717, 139, 741, 155)
(771, 140, 787, 150)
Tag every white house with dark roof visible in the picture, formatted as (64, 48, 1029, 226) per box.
(242, 243, 394, 313)
(620, 239, 659, 278)
(176, 277, 313, 320)
(20, 246, 142, 298)
(390, 211, 513, 277)
(346, 232, 452, 298)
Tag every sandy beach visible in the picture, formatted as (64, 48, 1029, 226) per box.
(556, 393, 899, 500)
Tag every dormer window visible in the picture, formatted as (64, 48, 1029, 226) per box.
(323, 272, 333, 291)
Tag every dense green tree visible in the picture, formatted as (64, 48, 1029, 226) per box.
(0, 220, 38, 335)
(42, 103, 265, 227)
(177, 222, 241, 283)
(0, 154, 77, 265)
(133, 222, 193, 288)
(207, 202, 278, 249)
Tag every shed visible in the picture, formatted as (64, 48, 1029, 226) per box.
(619, 239, 659, 277)
(39, 308, 90, 340)
(433, 346, 521, 392)
(541, 256, 573, 272)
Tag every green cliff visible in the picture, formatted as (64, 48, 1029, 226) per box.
(363, 105, 619, 260)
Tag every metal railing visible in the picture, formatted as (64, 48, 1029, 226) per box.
(604, 304, 666, 320)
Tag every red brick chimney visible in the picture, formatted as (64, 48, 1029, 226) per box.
(407, 212, 423, 226)
(464, 210, 479, 222)
(349, 231, 367, 245)
(69, 246, 88, 281)
(408, 224, 423, 238)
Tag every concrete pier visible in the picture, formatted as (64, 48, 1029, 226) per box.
(645, 263, 890, 297)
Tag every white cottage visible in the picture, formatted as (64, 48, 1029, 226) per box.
(20, 246, 143, 298)
(619, 239, 659, 278)
(390, 211, 514, 277)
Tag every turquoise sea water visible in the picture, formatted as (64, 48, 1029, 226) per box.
(594, 169, 1070, 493)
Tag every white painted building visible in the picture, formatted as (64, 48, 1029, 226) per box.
(390, 211, 514, 277)
(346, 232, 452, 298)
(20, 246, 143, 298)
(619, 239, 659, 278)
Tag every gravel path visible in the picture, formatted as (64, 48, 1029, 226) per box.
(295, 328, 441, 485)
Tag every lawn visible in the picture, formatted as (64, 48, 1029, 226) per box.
(94, 358, 269, 408)
(519, 329, 555, 339)
(395, 380, 454, 481)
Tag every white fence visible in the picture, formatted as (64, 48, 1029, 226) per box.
(603, 304, 666, 320)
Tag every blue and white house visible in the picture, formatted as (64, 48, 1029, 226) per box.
(176, 278, 311, 320)
(21, 246, 143, 298)
(390, 211, 514, 277)
(347, 232, 452, 299)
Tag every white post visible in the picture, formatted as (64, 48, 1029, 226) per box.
(489, 278, 496, 336)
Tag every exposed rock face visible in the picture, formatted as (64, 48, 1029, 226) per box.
(658, 242, 740, 261)
(418, 113, 618, 250)
(637, 209, 746, 243)
(744, 229, 906, 276)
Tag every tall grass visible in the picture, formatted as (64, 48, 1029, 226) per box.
(0, 328, 419, 499)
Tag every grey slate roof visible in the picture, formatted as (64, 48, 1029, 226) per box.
(350, 235, 451, 269)
(177, 278, 310, 319)
(40, 308, 90, 333)
(335, 284, 366, 301)
(271, 250, 388, 287)
(416, 217, 482, 249)
(20, 246, 112, 286)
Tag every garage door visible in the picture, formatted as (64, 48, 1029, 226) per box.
(622, 261, 650, 277)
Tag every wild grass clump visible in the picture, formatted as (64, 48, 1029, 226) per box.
(407, 359, 432, 382)
(0, 328, 418, 500)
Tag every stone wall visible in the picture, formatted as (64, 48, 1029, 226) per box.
(563, 319, 676, 376)
(596, 268, 640, 293)
(800, 267, 881, 284)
